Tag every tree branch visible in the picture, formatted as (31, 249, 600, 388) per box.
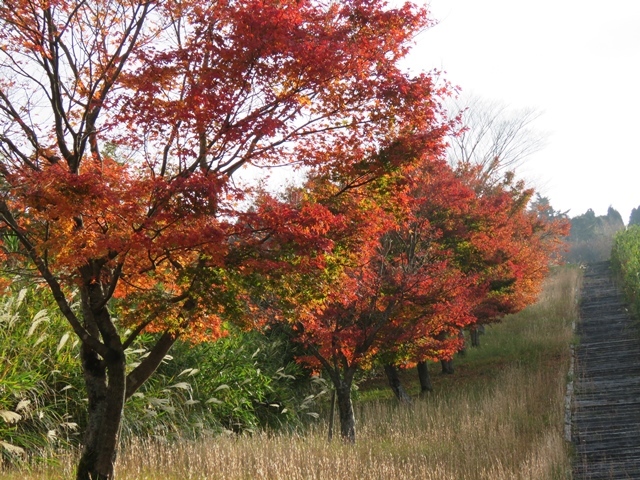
(0, 200, 109, 357)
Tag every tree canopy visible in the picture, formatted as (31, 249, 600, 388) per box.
(0, 0, 570, 469)
(0, 0, 449, 477)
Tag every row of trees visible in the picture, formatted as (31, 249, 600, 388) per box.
(244, 157, 567, 442)
(0, 1, 567, 478)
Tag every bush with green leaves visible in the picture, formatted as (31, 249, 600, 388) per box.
(117, 326, 328, 440)
(142, 327, 328, 437)
(612, 225, 640, 318)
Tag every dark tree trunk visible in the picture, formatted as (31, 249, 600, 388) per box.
(471, 328, 480, 347)
(441, 358, 454, 375)
(335, 380, 356, 443)
(74, 324, 178, 480)
(76, 296, 126, 480)
(417, 361, 433, 397)
(471, 325, 485, 347)
(457, 329, 466, 356)
(384, 364, 412, 404)
(76, 352, 126, 480)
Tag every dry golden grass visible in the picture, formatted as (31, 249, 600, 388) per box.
(1, 267, 580, 480)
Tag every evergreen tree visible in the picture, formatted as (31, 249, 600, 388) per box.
(530, 193, 569, 221)
(606, 207, 625, 232)
(629, 207, 640, 227)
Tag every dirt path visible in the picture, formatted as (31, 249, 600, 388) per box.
(572, 261, 640, 479)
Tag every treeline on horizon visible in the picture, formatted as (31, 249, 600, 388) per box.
(564, 204, 640, 264)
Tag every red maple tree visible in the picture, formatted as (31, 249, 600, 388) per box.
(403, 172, 570, 380)
(461, 174, 570, 346)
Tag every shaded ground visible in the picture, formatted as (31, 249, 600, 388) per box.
(573, 261, 640, 479)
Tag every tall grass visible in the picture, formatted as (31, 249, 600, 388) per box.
(1, 266, 580, 479)
(0, 287, 85, 467)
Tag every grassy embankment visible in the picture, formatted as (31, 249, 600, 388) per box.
(1, 266, 580, 480)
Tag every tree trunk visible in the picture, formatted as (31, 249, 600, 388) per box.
(384, 364, 412, 404)
(471, 325, 485, 347)
(76, 344, 126, 480)
(417, 361, 433, 397)
(471, 328, 480, 347)
(74, 323, 179, 479)
(457, 329, 466, 356)
(335, 380, 356, 443)
(441, 358, 454, 375)
(75, 284, 127, 480)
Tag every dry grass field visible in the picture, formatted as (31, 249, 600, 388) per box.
(1, 267, 580, 480)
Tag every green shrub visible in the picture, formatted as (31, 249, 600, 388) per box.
(148, 328, 327, 436)
(611, 225, 640, 317)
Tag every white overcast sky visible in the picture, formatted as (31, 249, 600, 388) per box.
(406, 0, 640, 222)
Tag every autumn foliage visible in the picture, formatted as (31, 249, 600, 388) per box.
(0, 0, 460, 476)
(242, 151, 568, 441)
(0, 0, 568, 471)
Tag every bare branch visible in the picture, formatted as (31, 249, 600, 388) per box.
(447, 94, 545, 186)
